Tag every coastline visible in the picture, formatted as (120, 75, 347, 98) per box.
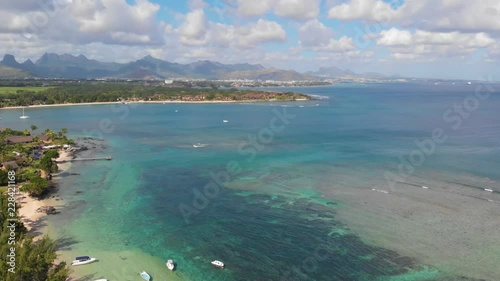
(0, 98, 310, 110)
(17, 149, 73, 239)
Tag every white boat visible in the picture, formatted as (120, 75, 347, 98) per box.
(223, 120, 229, 123)
(139, 271, 151, 281)
(467, 81, 472, 85)
(485, 188, 494, 192)
(94, 279, 107, 281)
(166, 259, 175, 271)
(211, 260, 224, 268)
(193, 143, 206, 148)
(20, 108, 29, 119)
(71, 256, 97, 266)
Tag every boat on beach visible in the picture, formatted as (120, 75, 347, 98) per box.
(211, 260, 224, 268)
(71, 256, 97, 266)
(166, 259, 175, 271)
(139, 271, 151, 281)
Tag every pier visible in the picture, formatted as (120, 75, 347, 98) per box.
(56, 156, 112, 163)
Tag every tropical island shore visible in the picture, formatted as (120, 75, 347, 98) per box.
(0, 98, 310, 110)
(0, 80, 311, 108)
(17, 150, 73, 236)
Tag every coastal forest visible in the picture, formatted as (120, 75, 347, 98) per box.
(0, 195, 70, 281)
(0, 80, 308, 107)
(0, 128, 72, 280)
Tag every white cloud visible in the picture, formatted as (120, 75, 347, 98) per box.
(210, 19, 287, 48)
(188, 0, 208, 10)
(274, 0, 320, 20)
(328, 0, 394, 22)
(377, 28, 496, 60)
(236, 0, 275, 17)
(328, 0, 500, 33)
(298, 20, 334, 47)
(0, 0, 165, 45)
(378, 28, 495, 48)
(236, 0, 320, 20)
(313, 37, 356, 52)
(178, 9, 208, 46)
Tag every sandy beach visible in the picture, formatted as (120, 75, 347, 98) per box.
(17, 149, 74, 238)
(0, 98, 310, 111)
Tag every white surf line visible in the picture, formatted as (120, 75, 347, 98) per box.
(371, 188, 389, 194)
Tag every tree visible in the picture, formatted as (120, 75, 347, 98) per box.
(0, 193, 69, 281)
(30, 125, 38, 134)
(0, 169, 8, 185)
(43, 129, 54, 140)
(44, 149, 59, 159)
(23, 176, 50, 197)
(40, 155, 57, 174)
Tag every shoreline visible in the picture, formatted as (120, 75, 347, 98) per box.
(0, 98, 311, 110)
(17, 149, 73, 239)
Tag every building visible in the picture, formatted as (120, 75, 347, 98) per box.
(5, 136, 33, 144)
(1, 161, 19, 170)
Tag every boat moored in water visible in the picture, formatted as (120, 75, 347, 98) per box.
(211, 260, 224, 268)
(166, 259, 175, 271)
(71, 256, 97, 266)
(139, 271, 151, 281)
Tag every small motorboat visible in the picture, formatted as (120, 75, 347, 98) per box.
(485, 188, 494, 192)
(211, 260, 224, 268)
(193, 143, 206, 148)
(139, 271, 151, 281)
(94, 279, 107, 281)
(223, 120, 229, 123)
(71, 256, 97, 266)
(166, 259, 175, 271)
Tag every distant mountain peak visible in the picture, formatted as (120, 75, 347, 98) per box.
(1, 54, 19, 67)
(0, 52, 315, 81)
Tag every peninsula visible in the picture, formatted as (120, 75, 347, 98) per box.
(0, 80, 310, 108)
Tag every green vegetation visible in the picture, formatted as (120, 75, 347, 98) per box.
(0, 127, 71, 279)
(0, 193, 70, 281)
(0, 127, 73, 197)
(0, 81, 309, 107)
(0, 87, 50, 95)
(22, 176, 50, 197)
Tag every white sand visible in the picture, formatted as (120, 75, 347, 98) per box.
(17, 149, 73, 238)
(0, 98, 299, 110)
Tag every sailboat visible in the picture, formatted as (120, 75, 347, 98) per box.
(19, 108, 29, 119)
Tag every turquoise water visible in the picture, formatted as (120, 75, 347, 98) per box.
(1, 82, 499, 280)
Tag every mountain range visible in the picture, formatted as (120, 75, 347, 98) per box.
(0, 53, 383, 80)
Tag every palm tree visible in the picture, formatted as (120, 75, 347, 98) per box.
(44, 129, 54, 140)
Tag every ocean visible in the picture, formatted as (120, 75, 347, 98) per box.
(1, 82, 499, 281)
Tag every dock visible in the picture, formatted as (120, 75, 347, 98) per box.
(56, 156, 112, 163)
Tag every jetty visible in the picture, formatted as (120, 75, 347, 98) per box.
(56, 156, 112, 163)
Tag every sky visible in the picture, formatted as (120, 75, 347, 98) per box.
(1, 0, 500, 80)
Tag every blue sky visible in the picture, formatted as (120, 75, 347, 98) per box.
(1, 0, 499, 79)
